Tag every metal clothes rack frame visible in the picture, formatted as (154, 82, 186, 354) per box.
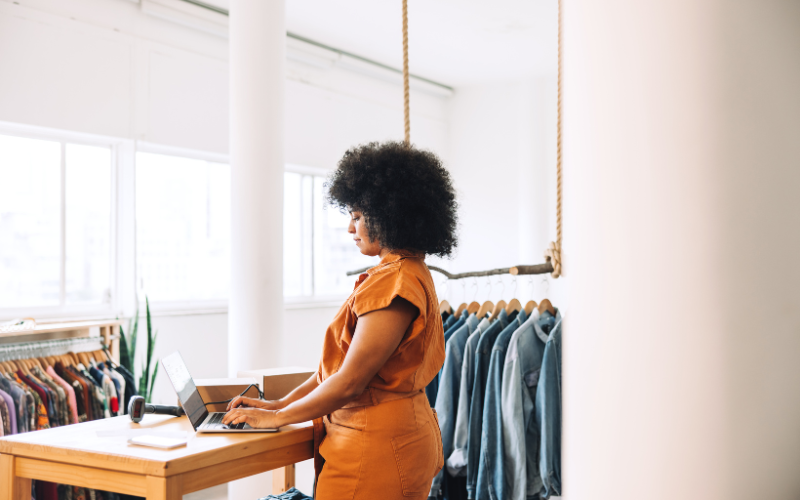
(0, 335, 119, 362)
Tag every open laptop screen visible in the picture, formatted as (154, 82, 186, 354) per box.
(161, 351, 209, 430)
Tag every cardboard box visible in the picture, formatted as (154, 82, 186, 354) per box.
(189, 377, 260, 413)
(237, 366, 316, 402)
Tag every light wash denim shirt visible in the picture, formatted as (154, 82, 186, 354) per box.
(500, 310, 559, 500)
(430, 313, 480, 497)
(466, 309, 513, 499)
(446, 317, 490, 477)
(535, 313, 562, 499)
(476, 309, 528, 500)
(427, 310, 470, 407)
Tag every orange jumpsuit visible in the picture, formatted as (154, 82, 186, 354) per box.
(314, 251, 445, 500)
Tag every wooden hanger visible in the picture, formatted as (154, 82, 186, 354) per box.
(455, 302, 468, 316)
(17, 359, 32, 376)
(538, 298, 555, 316)
(506, 298, 522, 314)
(466, 301, 481, 315)
(477, 300, 494, 319)
(489, 300, 507, 321)
(439, 300, 452, 315)
(524, 300, 538, 316)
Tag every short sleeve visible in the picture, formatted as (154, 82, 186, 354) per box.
(352, 264, 428, 319)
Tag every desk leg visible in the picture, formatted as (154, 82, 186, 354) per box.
(0, 455, 32, 500)
(146, 476, 183, 500)
(272, 464, 296, 494)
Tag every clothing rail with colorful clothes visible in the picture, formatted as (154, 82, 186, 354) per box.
(0, 337, 139, 500)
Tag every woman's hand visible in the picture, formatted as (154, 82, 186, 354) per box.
(222, 407, 282, 429)
(226, 396, 284, 412)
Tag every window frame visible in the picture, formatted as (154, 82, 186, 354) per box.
(0, 123, 358, 320)
(133, 141, 232, 314)
(0, 121, 130, 321)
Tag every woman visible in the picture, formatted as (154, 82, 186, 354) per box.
(223, 141, 459, 499)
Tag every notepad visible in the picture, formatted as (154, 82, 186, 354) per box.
(127, 434, 187, 449)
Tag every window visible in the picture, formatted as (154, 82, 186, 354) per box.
(135, 154, 368, 306)
(283, 171, 375, 298)
(135, 151, 230, 303)
(311, 176, 375, 296)
(1, 127, 372, 316)
(0, 133, 113, 311)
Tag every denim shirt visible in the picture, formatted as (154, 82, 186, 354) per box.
(430, 313, 480, 497)
(500, 310, 558, 500)
(535, 313, 562, 499)
(447, 317, 491, 476)
(444, 313, 458, 331)
(427, 310, 470, 407)
(476, 309, 528, 500)
(466, 309, 513, 499)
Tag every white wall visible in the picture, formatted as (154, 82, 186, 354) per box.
(563, 1, 800, 499)
(438, 78, 563, 309)
(0, 0, 448, 157)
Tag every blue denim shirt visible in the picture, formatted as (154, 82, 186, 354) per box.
(431, 313, 480, 497)
(499, 310, 558, 500)
(476, 309, 528, 500)
(466, 309, 513, 499)
(447, 317, 491, 477)
(535, 313, 562, 499)
(427, 310, 470, 407)
(443, 313, 458, 331)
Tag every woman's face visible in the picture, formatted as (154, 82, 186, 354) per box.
(349, 211, 383, 257)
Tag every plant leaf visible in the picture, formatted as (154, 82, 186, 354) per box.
(129, 303, 139, 372)
(119, 324, 131, 371)
(143, 296, 153, 398)
(148, 362, 159, 403)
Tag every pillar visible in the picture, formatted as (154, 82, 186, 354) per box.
(563, 2, 800, 500)
(228, 1, 286, 497)
(228, 0, 285, 376)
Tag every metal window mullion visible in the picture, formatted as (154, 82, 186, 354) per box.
(310, 176, 316, 297)
(59, 141, 67, 307)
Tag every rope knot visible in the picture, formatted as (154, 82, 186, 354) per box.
(544, 241, 562, 278)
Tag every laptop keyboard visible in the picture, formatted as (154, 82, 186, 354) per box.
(206, 412, 246, 430)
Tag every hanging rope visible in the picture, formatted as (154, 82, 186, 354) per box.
(544, 0, 563, 278)
(393, 0, 562, 278)
(402, 0, 411, 146)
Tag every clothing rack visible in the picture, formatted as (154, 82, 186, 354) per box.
(346, 262, 554, 279)
(0, 335, 119, 361)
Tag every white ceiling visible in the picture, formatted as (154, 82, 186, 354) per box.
(207, 0, 557, 87)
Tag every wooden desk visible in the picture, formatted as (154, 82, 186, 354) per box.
(0, 415, 313, 500)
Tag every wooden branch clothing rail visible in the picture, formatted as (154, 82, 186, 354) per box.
(347, 262, 554, 279)
(0, 335, 138, 500)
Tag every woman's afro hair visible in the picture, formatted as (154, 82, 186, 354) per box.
(326, 141, 458, 258)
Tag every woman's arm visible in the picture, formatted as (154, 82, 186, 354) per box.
(222, 297, 418, 428)
(225, 372, 320, 411)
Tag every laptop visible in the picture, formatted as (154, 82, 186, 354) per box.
(161, 351, 278, 433)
